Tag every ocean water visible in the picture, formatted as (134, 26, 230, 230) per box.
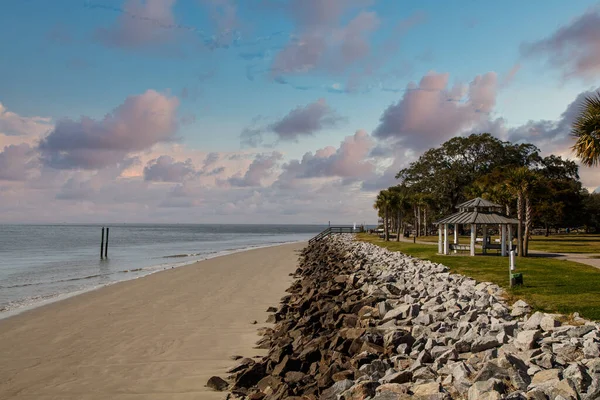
(0, 224, 325, 318)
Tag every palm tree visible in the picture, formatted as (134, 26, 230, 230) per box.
(389, 187, 410, 242)
(374, 190, 393, 241)
(505, 167, 538, 257)
(572, 92, 600, 167)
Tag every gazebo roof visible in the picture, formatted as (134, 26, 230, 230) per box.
(435, 197, 518, 225)
(435, 210, 519, 225)
(455, 197, 502, 209)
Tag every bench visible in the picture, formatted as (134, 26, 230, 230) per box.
(449, 243, 470, 252)
(484, 243, 518, 255)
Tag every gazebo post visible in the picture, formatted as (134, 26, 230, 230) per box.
(507, 224, 513, 254)
(438, 225, 442, 254)
(470, 223, 476, 256)
(453, 225, 458, 245)
(443, 224, 449, 255)
(482, 225, 488, 254)
(501, 224, 507, 256)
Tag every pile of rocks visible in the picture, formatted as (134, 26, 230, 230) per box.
(208, 234, 600, 400)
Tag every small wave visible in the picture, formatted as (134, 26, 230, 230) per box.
(0, 273, 104, 289)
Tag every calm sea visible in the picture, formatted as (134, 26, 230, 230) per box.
(0, 224, 325, 318)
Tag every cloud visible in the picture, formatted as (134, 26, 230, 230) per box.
(143, 155, 196, 182)
(270, 98, 343, 140)
(0, 102, 53, 137)
(228, 151, 283, 187)
(271, 0, 378, 76)
(521, 6, 600, 80)
(39, 90, 179, 170)
(372, 71, 498, 151)
(279, 130, 375, 184)
(95, 0, 178, 48)
(501, 63, 521, 88)
(241, 99, 344, 146)
(506, 87, 600, 155)
(0, 144, 39, 181)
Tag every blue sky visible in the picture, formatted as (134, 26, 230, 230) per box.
(0, 0, 599, 223)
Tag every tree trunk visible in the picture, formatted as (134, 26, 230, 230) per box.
(545, 223, 549, 237)
(524, 195, 532, 256)
(517, 193, 524, 257)
(384, 207, 389, 241)
(417, 206, 421, 237)
(396, 210, 401, 242)
(413, 205, 418, 238)
(423, 207, 428, 236)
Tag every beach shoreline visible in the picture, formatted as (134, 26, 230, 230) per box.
(0, 239, 307, 321)
(0, 241, 306, 399)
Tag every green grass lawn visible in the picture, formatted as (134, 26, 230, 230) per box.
(413, 234, 600, 253)
(357, 233, 600, 321)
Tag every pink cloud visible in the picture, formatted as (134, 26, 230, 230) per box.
(271, 0, 378, 76)
(521, 6, 600, 81)
(143, 155, 196, 182)
(0, 102, 53, 137)
(373, 71, 498, 151)
(279, 130, 375, 184)
(228, 151, 283, 187)
(39, 90, 179, 169)
(0, 144, 39, 181)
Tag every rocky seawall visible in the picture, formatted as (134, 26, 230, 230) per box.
(209, 234, 600, 400)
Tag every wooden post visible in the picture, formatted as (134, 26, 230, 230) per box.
(501, 224, 507, 257)
(438, 225, 443, 254)
(100, 227, 105, 259)
(482, 225, 488, 254)
(470, 224, 476, 256)
(104, 227, 109, 258)
(443, 224, 449, 255)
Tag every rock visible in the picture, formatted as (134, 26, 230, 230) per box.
(340, 381, 379, 400)
(227, 357, 256, 373)
(206, 376, 229, 391)
(540, 315, 561, 332)
(321, 379, 355, 400)
(563, 363, 592, 394)
(468, 379, 505, 400)
(471, 336, 500, 353)
(412, 381, 442, 397)
(376, 383, 409, 394)
(525, 388, 548, 400)
(583, 340, 600, 358)
(550, 379, 578, 400)
(257, 375, 281, 392)
(529, 369, 561, 392)
(284, 371, 305, 384)
(511, 300, 532, 317)
(230, 355, 243, 360)
(523, 312, 545, 330)
(567, 325, 595, 338)
(381, 370, 412, 384)
(473, 361, 510, 382)
(515, 330, 541, 351)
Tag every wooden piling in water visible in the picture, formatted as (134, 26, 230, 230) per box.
(100, 227, 105, 259)
(104, 227, 109, 258)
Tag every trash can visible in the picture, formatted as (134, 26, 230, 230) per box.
(511, 273, 523, 287)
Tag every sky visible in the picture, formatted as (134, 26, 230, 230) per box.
(1, 0, 599, 224)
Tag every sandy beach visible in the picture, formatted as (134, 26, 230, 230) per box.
(0, 241, 306, 400)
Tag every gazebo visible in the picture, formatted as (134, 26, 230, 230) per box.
(434, 197, 519, 256)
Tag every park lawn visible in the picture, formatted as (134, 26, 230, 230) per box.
(357, 233, 600, 321)
(413, 234, 600, 253)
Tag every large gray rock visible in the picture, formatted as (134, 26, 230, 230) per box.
(523, 312, 545, 330)
(515, 330, 541, 351)
(321, 379, 355, 400)
(468, 379, 505, 400)
(471, 336, 500, 353)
